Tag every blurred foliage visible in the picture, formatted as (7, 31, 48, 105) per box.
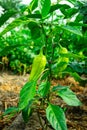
(0, 0, 87, 79)
(0, 0, 21, 11)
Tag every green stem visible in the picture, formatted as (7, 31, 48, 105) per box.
(40, 21, 55, 129)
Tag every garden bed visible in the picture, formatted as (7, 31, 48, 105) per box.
(0, 72, 87, 130)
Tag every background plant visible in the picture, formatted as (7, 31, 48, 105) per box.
(0, 0, 87, 75)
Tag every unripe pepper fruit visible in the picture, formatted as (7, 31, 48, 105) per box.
(57, 46, 69, 71)
(29, 49, 46, 81)
(52, 45, 69, 77)
(59, 45, 68, 54)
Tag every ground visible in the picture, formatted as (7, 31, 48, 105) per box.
(0, 71, 87, 130)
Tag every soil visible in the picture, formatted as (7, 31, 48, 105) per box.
(0, 71, 87, 130)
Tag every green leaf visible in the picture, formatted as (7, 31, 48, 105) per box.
(37, 81, 50, 97)
(29, 0, 38, 11)
(70, 61, 84, 73)
(60, 8, 78, 18)
(0, 10, 17, 27)
(75, 14, 83, 22)
(50, 4, 70, 13)
(70, 72, 82, 82)
(67, 8, 78, 17)
(28, 21, 41, 39)
(40, 69, 49, 80)
(52, 85, 69, 92)
(68, 22, 87, 28)
(0, 16, 28, 36)
(59, 25, 83, 37)
(46, 104, 67, 130)
(69, 72, 87, 86)
(57, 87, 82, 106)
(0, 15, 41, 36)
(18, 81, 36, 110)
(68, 0, 76, 5)
(22, 107, 31, 123)
(22, 100, 33, 123)
(38, 0, 51, 17)
(3, 107, 18, 116)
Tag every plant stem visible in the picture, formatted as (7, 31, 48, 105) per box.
(44, 118, 48, 130)
(37, 111, 44, 130)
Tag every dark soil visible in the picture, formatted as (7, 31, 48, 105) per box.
(0, 71, 87, 130)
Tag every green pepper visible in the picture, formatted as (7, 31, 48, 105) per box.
(29, 49, 46, 81)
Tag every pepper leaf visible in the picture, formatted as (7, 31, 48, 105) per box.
(57, 87, 82, 106)
(46, 104, 67, 130)
(37, 81, 50, 97)
(18, 81, 36, 110)
(38, 0, 51, 18)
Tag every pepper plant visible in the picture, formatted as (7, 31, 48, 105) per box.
(2, 48, 82, 130)
(1, 0, 87, 130)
